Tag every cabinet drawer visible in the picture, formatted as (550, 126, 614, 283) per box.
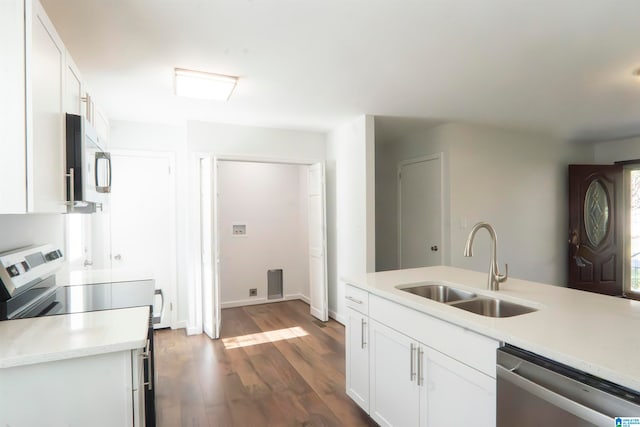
(345, 284, 369, 315)
(370, 294, 499, 377)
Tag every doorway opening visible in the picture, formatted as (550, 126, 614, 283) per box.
(199, 158, 328, 339)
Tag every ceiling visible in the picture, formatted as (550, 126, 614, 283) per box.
(42, 0, 640, 141)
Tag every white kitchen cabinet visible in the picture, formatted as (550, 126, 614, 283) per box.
(65, 53, 84, 116)
(421, 347, 495, 427)
(369, 319, 421, 427)
(0, 0, 110, 213)
(345, 284, 370, 411)
(0, 0, 27, 213)
(27, 0, 67, 213)
(131, 347, 147, 427)
(0, 349, 145, 426)
(346, 287, 498, 427)
(346, 307, 369, 411)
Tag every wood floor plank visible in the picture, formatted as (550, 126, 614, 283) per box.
(155, 300, 376, 427)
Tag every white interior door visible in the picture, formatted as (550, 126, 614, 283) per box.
(308, 162, 328, 321)
(109, 152, 176, 329)
(200, 158, 221, 339)
(398, 154, 443, 268)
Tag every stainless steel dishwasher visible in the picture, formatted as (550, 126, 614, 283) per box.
(497, 345, 640, 426)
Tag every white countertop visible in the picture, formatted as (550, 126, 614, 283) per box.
(345, 266, 640, 392)
(0, 306, 149, 368)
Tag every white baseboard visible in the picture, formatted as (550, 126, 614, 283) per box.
(221, 294, 311, 309)
(173, 320, 187, 330)
(186, 325, 202, 336)
(329, 309, 346, 325)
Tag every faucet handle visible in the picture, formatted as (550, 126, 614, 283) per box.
(497, 264, 508, 282)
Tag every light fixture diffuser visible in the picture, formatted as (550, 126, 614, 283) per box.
(174, 68, 238, 101)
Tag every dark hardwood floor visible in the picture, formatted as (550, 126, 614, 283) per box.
(154, 300, 376, 427)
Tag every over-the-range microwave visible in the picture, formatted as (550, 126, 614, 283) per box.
(65, 113, 111, 212)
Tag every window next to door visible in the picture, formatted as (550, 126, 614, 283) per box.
(625, 167, 640, 295)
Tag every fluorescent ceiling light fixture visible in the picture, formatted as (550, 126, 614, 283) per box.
(174, 68, 238, 101)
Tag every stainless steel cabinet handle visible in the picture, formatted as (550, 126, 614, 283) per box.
(496, 365, 612, 425)
(410, 343, 416, 381)
(345, 295, 363, 304)
(417, 347, 424, 386)
(360, 319, 367, 349)
(142, 339, 153, 391)
(66, 167, 75, 206)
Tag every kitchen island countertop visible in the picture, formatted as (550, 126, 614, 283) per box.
(344, 266, 640, 391)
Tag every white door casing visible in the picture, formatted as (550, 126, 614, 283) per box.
(109, 151, 177, 329)
(308, 162, 328, 321)
(200, 158, 222, 339)
(398, 154, 444, 268)
(199, 156, 328, 336)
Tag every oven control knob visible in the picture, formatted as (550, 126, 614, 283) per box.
(7, 264, 20, 277)
(45, 250, 62, 261)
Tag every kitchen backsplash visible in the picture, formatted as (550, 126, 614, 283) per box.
(0, 214, 64, 253)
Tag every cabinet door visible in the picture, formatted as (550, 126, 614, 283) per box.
(65, 54, 83, 116)
(346, 307, 369, 412)
(0, 0, 27, 213)
(421, 347, 495, 427)
(131, 348, 146, 427)
(369, 320, 420, 427)
(28, 0, 66, 213)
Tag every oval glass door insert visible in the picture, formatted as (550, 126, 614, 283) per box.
(584, 179, 609, 247)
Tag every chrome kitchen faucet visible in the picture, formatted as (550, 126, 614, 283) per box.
(463, 222, 508, 291)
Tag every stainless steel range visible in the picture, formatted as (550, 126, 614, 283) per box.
(0, 244, 157, 426)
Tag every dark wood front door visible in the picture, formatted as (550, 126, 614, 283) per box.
(568, 164, 623, 295)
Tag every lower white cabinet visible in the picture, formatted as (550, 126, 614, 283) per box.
(0, 349, 145, 426)
(345, 285, 498, 427)
(346, 307, 370, 411)
(422, 348, 495, 427)
(369, 319, 420, 427)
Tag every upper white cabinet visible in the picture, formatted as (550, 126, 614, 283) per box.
(65, 54, 84, 116)
(0, 0, 27, 213)
(0, 0, 109, 214)
(28, 0, 66, 213)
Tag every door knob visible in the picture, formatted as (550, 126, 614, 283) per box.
(430, 245, 438, 252)
(114, 254, 122, 261)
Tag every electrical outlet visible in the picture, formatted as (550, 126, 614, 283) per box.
(249, 288, 257, 297)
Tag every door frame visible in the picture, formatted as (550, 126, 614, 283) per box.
(397, 153, 446, 268)
(194, 153, 328, 338)
(109, 149, 178, 329)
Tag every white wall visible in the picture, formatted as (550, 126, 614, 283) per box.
(108, 120, 189, 327)
(593, 136, 640, 163)
(375, 121, 593, 286)
(326, 115, 376, 322)
(217, 161, 309, 306)
(0, 214, 65, 253)
(446, 123, 592, 285)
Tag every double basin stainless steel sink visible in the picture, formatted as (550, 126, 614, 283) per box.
(399, 283, 537, 318)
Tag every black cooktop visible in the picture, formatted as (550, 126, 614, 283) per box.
(1, 278, 155, 320)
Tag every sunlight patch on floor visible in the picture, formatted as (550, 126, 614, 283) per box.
(222, 326, 309, 349)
